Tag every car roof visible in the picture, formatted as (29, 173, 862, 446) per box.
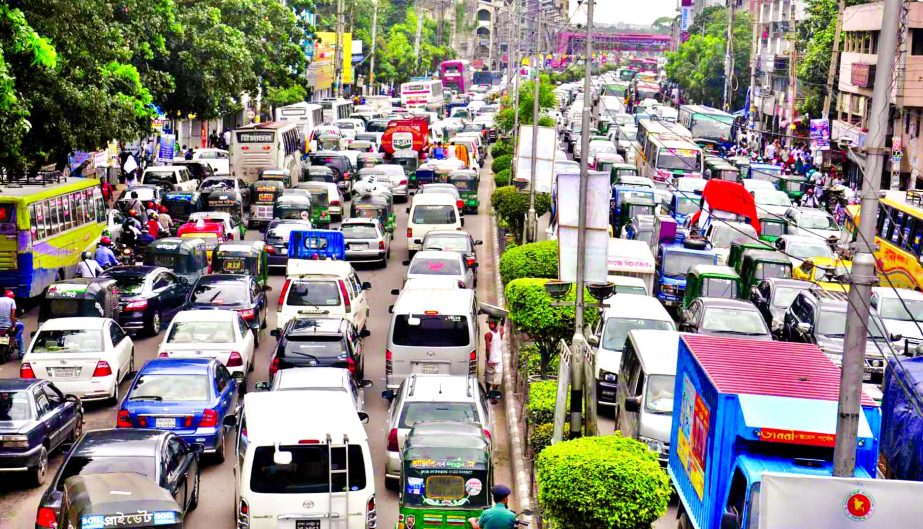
(872, 286, 923, 300)
(139, 358, 215, 375)
(40, 317, 111, 331)
(628, 330, 679, 375)
(74, 429, 167, 457)
(287, 259, 355, 278)
(404, 375, 475, 402)
(764, 277, 814, 289)
(411, 193, 457, 205)
(285, 317, 349, 335)
(172, 310, 238, 322)
(412, 250, 461, 261)
(196, 274, 250, 285)
(243, 391, 366, 444)
(393, 288, 475, 313)
(601, 294, 671, 320)
(698, 298, 761, 310)
(274, 367, 351, 389)
(104, 265, 161, 277)
(424, 230, 469, 239)
(145, 166, 185, 172)
(777, 234, 821, 244)
(0, 378, 43, 391)
(401, 277, 462, 290)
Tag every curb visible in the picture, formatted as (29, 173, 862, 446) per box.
(490, 210, 533, 523)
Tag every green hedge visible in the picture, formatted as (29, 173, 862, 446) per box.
(529, 423, 555, 456)
(491, 154, 512, 174)
(494, 169, 511, 189)
(491, 140, 513, 159)
(490, 186, 551, 237)
(499, 240, 558, 285)
(536, 434, 671, 529)
(527, 380, 560, 425)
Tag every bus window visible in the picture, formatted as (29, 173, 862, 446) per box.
(61, 194, 73, 231)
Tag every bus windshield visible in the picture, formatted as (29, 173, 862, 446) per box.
(690, 115, 734, 142)
(657, 148, 701, 172)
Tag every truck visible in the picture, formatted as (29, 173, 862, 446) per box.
(757, 473, 923, 528)
(380, 117, 430, 157)
(880, 355, 923, 480)
(670, 334, 881, 529)
(607, 238, 656, 296)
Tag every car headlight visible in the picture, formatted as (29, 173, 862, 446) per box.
(866, 358, 884, 369)
(639, 436, 665, 454)
(0, 435, 29, 448)
(598, 370, 617, 383)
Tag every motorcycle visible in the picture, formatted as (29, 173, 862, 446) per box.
(117, 244, 144, 266)
(0, 327, 18, 364)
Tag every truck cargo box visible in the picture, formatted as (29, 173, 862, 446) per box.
(881, 355, 923, 480)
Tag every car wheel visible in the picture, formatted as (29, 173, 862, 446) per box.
(109, 378, 120, 406)
(67, 412, 84, 446)
(128, 351, 135, 377)
(213, 432, 226, 464)
(253, 330, 260, 348)
(27, 446, 48, 487)
(188, 469, 201, 511)
(260, 309, 268, 330)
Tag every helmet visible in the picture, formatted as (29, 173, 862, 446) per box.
(128, 209, 138, 217)
(159, 206, 168, 213)
(81, 251, 93, 260)
(147, 201, 156, 209)
(4, 290, 14, 299)
(100, 236, 112, 245)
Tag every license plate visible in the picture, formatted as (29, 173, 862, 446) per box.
(422, 364, 440, 374)
(224, 260, 243, 270)
(350, 243, 368, 250)
(155, 418, 176, 428)
(0, 336, 9, 345)
(53, 367, 77, 377)
(295, 521, 320, 529)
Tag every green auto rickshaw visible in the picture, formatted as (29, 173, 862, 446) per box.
(728, 156, 751, 179)
(273, 194, 313, 222)
(609, 163, 639, 184)
(727, 240, 773, 273)
(705, 158, 739, 182)
(682, 264, 741, 308)
(737, 249, 792, 298)
(249, 180, 284, 229)
(396, 422, 492, 529)
(357, 152, 386, 172)
(211, 240, 270, 290)
(260, 168, 292, 188)
(613, 195, 657, 238)
(595, 152, 623, 175)
(449, 170, 479, 214)
(39, 278, 121, 325)
(392, 149, 420, 179)
(777, 174, 808, 203)
(759, 215, 787, 243)
(351, 194, 395, 233)
(203, 190, 245, 232)
(296, 182, 334, 227)
(144, 237, 209, 285)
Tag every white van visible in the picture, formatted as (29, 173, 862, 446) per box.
(141, 166, 198, 192)
(386, 288, 478, 390)
(278, 260, 371, 331)
(406, 193, 462, 254)
(590, 294, 675, 407)
(614, 329, 678, 466)
(233, 391, 376, 529)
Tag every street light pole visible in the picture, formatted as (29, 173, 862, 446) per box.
(509, 0, 522, 186)
(369, 0, 379, 95)
(525, 7, 543, 243)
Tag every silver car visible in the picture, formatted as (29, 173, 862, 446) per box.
(342, 218, 390, 266)
(375, 164, 409, 202)
(264, 367, 372, 417)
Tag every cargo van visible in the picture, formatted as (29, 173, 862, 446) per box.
(406, 193, 462, 254)
(386, 287, 478, 390)
(614, 329, 679, 466)
(233, 390, 376, 529)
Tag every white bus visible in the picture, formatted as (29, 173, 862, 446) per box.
(229, 122, 303, 183)
(322, 98, 354, 124)
(400, 79, 444, 113)
(275, 102, 323, 152)
(639, 134, 703, 184)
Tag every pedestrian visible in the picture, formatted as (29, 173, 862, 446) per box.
(76, 251, 104, 278)
(484, 320, 503, 404)
(801, 187, 821, 208)
(101, 178, 113, 205)
(472, 485, 517, 529)
(222, 129, 231, 149)
(209, 129, 220, 148)
(184, 147, 194, 160)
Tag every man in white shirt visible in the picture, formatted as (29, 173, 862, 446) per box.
(76, 252, 104, 278)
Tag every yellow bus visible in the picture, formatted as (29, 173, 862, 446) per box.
(873, 192, 923, 290)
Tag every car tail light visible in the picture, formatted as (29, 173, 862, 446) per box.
(278, 279, 292, 305)
(199, 409, 219, 427)
(407, 228, 413, 238)
(343, 171, 351, 181)
(117, 410, 132, 428)
(469, 351, 477, 376)
(456, 199, 463, 209)
(483, 429, 492, 442)
(238, 498, 250, 529)
(19, 362, 35, 379)
(238, 308, 256, 320)
(158, 351, 169, 358)
(92, 361, 113, 377)
(347, 356, 357, 375)
(378, 240, 385, 250)
(387, 428, 399, 452)
(184, 416, 194, 427)
(227, 351, 244, 367)
(367, 495, 377, 528)
(465, 257, 476, 267)
(124, 299, 148, 311)
(331, 199, 341, 207)
(269, 356, 280, 379)
(338, 280, 351, 313)
(399, 179, 408, 187)
(36, 507, 57, 529)
(385, 349, 392, 376)
(266, 245, 276, 254)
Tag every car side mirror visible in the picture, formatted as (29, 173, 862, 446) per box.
(624, 396, 641, 413)
(30, 331, 36, 337)
(406, 207, 411, 213)
(362, 281, 371, 290)
(357, 412, 370, 424)
(388, 305, 394, 313)
(796, 322, 812, 335)
(360, 379, 374, 388)
(262, 285, 273, 292)
(381, 389, 395, 401)
(360, 329, 371, 338)
(222, 415, 238, 427)
(586, 335, 599, 347)
(390, 288, 400, 295)
(255, 381, 270, 391)
(178, 276, 189, 284)
(475, 240, 483, 245)
(270, 329, 280, 338)
(460, 218, 465, 227)
(891, 333, 903, 342)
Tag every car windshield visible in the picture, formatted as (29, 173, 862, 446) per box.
(342, 224, 378, 239)
(676, 195, 699, 216)
(285, 280, 341, 307)
(645, 375, 675, 415)
(601, 318, 674, 350)
(702, 278, 738, 298)
(760, 220, 786, 237)
(409, 257, 462, 276)
(167, 321, 235, 343)
(412, 205, 457, 224)
(32, 330, 102, 354)
(201, 178, 235, 191)
(250, 445, 366, 494)
(266, 224, 307, 244)
(787, 241, 834, 259)
(754, 262, 790, 280)
(393, 314, 470, 347)
(0, 391, 32, 420)
(663, 252, 715, 278)
(423, 236, 469, 252)
(399, 402, 479, 428)
(143, 171, 177, 184)
(878, 298, 923, 322)
(711, 225, 757, 248)
(799, 212, 838, 230)
(283, 336, 346, 359)
(190, 280, 249, 305)
(657, 149, 700, 171)
(701, 308, 767, 335)
(755, 192, 791, 207)
(772, 287, 804, 309)
(613, 285, 647, 295)
(818, 310, 887, 338)
(129, 374, 210, 401)
(57, 456, 157, 491)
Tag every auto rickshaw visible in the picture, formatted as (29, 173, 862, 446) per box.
(682, 264, 741, 308)
(357, 152, 386, 172)
(392, 149, 420, 180)
(211, 240, 270, 289)
(737, 249, 792, 298)
(302, 165, 336, 185)
(259, 168, 292, 188)
(728, 156, 750, 179)
(351, 194, 395, 233)
(396, 422, 492, 529)
(176, 220, 227, 261)
(695, 138, 724, 156)
(295, 183, 333, 227)
(705, 159, 740, 182)
(58, 473, 184, 529)
(249, 180, 284, 229)
(758, 214, 787, 243)
(793, 256, 853, 285)
(610, 186, 657, 237)
(161, 191, 204, 228)
(39, 278, 120, 325)
(609, 163, 639, 184)
(776, 174, 808, 203)
(273, 194, 314, 222)
(727, 240, 773, 272)
(595, 152, 623, 174)
(144, 237, 209, 285)
(414, 163, 438, 187)
(203, 190, 244, 230)
(449, 171, 479, 213)
(749, 162, 782, 182)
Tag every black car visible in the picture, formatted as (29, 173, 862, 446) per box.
(749, 278, 814, 338)
(35, 429, 201, 529)
(102, 266, 191, 336)
(0, 380, 82, 487)
(679, 298, 773, 341)
(263, 219, 313, 269)
(185, 274, 268, 345)
(308, 151, 354, 192)
(269, 317, 368, 380)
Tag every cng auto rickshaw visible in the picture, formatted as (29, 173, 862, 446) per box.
(211, 240, 270, 289)
(249, 180, 284, 229)
(351, 194, 395, 233)
(449, 171, 480, 213)
(295, 183, 333, 227)
(595, 152, 623, 174)
(392, 149, 420, 180)
(259, 168, 292, 188)
(727, 240, 772, 272)
(161, 191, 204, 229)
(682, 264, 741, 308)
(176, 221, 227, 261)
(738, 249, 792, 298)
(749, 163, 782, 182)
(758, 215, 787, 243)
(397, 422, 492, 529)
(302, 165, 336, 185)
(777, 174, 808, 203)
(414, 163, 439, 187)
(39, 278, 121, 325)
(273, 194, 313, 222)
(705, 159, 739, 182)
(144, 237, 209, 285)
(59, 473, 184, 529)
(357, 152, 386, 172)
(203, 190, 244, 231)
(609, 163, 639, 184)
(728, 156, 750, 179)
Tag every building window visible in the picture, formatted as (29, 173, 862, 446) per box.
(912, 29, 923, 55)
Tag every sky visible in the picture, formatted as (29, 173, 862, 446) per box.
(568, 0, 678, 27)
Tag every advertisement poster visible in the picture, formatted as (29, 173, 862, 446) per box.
(158, 134, 176, 162)
(810, 118, 830, 148)
(892, 136, 903, 172)
(677, 375, 709, 499)
(316, 32, 353, 84)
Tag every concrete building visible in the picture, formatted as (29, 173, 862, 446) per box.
(751, 0, 806, 136)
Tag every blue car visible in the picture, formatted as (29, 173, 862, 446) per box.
(117, 358, 238, 461)
(0, 379, 83, 487)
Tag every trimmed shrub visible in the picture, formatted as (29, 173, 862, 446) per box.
(529, 423, 555, 456)
(491, 140, 513, 159)
(494, 169, 511, 189)
(536, 434, 671, 529)
(491, 154, 512, 174)
(527, 380, 559, 424)
(499, 240, 558, 285)
(490, 186, 552, 237)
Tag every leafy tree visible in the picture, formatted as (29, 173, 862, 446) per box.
(499, 240, 558, 285)
(796, 0, 862, 118)
(651, 16, 674, 34)
(495, 74, 558, 135)
(537, 434, 671, 529)
(265, 84, 309, 108)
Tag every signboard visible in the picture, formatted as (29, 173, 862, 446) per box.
(158, 134, 176, 162)
(810, 118, 830, 148)
(236, 131, 274, 143)
(515, 125, 557, 193)
(851, 63, 875, 88)
(556, 171, 610, 284)
(892, 136, 903, 171)
(680, 6, 692, 31)
(316, 32, 353, 84)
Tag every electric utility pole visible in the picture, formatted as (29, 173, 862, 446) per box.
(525, 7, 543, 243)
(834, 0, 901, 477)
(787, 5, 797, 141)
(723, 0, 736, 111)
(509, 0, 522, 185)
(822, 0, 845, 118)
(414, 1, 424, 75)
(334, 0, 345, 97)
(748, 0, 761, 134)
(369, 0, 379, 95)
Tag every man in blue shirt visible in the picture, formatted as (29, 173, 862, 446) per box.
(95, 237, 119, 269)
(475, 485, 518, 529)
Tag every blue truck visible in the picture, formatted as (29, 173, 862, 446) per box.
(670, 334, 881, 529)
(654, 237, 718, 307)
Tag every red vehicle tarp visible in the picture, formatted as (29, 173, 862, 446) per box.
(689, 179, 761, 236)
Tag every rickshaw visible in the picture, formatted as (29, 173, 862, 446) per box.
(295, 183, 333, 227)
(749, 162, 782, 182)
(39, 278, 120, 325)
(682, 264, 741, 308)
(705, 159, 740, 182)
(273, 194, 314, 222)
(248, 180, 284, 229)
(392, 149, 420, 179)
(758, 214, 787, 243)
(176, 220, 227, 261)
(793, 256, 853, 285)
(203, 190, 244, 231)
(259, 168, 292, 188)
(776, 174, 808, 203)
(595, 152, 623, 174)
(609, 163, 639, 184)
(449, 171, 479, 213)
(351, 194, 395, 233)
(161, 191, 204, 228)
(211, 240, 270, 289)
(396, 422, 492, 529)
(144, 237, 209, 285)
(357, 152, 386, 172)
(59, 473, 184, 529)
(737, 249, 792, 298)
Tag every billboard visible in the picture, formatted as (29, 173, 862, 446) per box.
(316, 32, 353, 84)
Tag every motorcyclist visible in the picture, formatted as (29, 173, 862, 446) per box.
(0, 290, 24, 359)
(95, 237, 119, 268)
(146, 211, 162, 238)
(469, 485, 518, 529)
(76, 251, 104, 278)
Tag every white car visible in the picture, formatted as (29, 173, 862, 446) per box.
(158, 310, 255, 385)
(871, 287, 923, 354)
(334, 118, 366, 140)
(374, 164, 409, 202)
(265, 367, 371, 415)
(784, 207, 842, 240)
(192, 148, 230, 175)
(403, 250, 475, 289)
(277, 260, 371, 332)
(752, 189, 793, 217)
(140, 166, 197, 192)
(22, 317, 135, 402)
